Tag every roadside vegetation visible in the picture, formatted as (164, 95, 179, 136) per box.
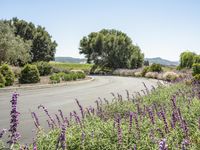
(0, 76, 199, 149)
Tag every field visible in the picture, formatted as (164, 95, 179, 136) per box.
(50, 62, 93, 73)
(1, 80, 200, 149)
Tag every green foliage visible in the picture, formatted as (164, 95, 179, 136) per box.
(192, 63, 200, 76)
(49, 73, 61, 83)
(0, 20, 31, 66)
(179, 51, 196, 68)
(34, 61, 52, 76)
(0, 64, 15, 86)
(11, 18, 57, 62)
(49, 72, 86, 83)
(141, 66, 149, 76)
(194, 55, 200, 63)
(194, 74, 200, 81)
(149, 63, 162, 72)
(50, 62, 92, 74)
(19, 64, 40, 84)
(0, 73, 6, 88)
(79, 29, 144, 69)
(144, 60, 149, 66)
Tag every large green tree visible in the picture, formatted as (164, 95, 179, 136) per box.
(11, 18, 57, 62)
(0, 21, 31, 66)
(79, 29, 144, 69)
(179, 51, 197, 68)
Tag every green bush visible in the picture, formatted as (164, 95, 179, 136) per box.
(0, 73, 6, 88)
(141, 66, 149, 77)
(0, 64, 15, 86)
(194, 74, 200, 81)
(76, 72, 86, 79)
(63, 74, 73, 81)
(192, 63, 200, 76)
(49, 73, 61, 83)
(149, 63, 162, 72)
(19, 64, 40, 84)
(34, 61, 52, 76)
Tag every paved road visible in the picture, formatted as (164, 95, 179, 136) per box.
(0, 76, 158, 144)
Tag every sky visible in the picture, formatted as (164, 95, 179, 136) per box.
(1, 0, 200, 61)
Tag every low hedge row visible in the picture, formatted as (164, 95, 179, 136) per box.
(49, 72, 86, 83)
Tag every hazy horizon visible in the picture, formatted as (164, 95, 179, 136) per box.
(1, 0, 200, 61)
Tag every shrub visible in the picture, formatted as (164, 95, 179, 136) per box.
(141, 66, 150, 76)
(63, 74, 73, 81)
(145, 72, 159, 79)
(34, 61, 52, 76)
(194, 74, 200, 81)
(49, 73, 61, 83)
(163, 71, 179, 82)
(149, 63, 162, 72)
(0, 64, 15, 86)
(19, 64, 40, 84)
(76, 72, 86, 79)
(0, 73, 6, 88)
(192, 63, 200, 76)
(52, 67, 70, 74)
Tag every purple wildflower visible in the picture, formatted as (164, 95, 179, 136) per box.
(0, 129, 6, 139)
(159, 138, 168, 150)
(56, 123, 67, 150)
(181, 120, 189, 137)
(31, 112, 40, 129)
(147, 107, 155, 125)
(55, 114, 61, 127)
(199, 117, 200, 130)
(160, 111, 169, 133)
(75, 99, 84, 119)
(7, 92, 20, 146)
(38, 105, 56, 127)
(58, 109, 65, 123)
(116, 115, 122, 145)
(33, 140, 37, 150)
(129, 112, 133, 133)
(125, 89, 130, 101)
(181, 139, 189, 150)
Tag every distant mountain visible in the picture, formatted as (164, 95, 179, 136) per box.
(55, 57, 86, 63)
(145, 57, 179, 66)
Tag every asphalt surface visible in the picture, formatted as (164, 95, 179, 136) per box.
(0, 75, 158, 144)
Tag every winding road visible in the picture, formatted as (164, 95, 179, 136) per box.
(0, 76, 158, 144)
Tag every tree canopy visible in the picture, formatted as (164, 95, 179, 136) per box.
(79, 29, 144, 69)
(11, 18, 57, 62)
(179, 51, 198, 68)
(0, 21, 31, 66)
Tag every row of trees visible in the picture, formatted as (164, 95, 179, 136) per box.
(79, 29, 144, 69)
(0, 18, 57, 66)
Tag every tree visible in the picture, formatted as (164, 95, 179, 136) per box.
(179, 51, 196, 68)
(194, 55, 200, 64)
(11, 18, 57, 62)
(79, 29, 144, 69)
(0, 21, 31, 66)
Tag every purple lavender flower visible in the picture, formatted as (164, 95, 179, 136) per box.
(129, 112, 133, 133)
(0, 128, 6, 139)
(33, 140, 37, 150)
(181, 120, 189, 137)
(31, 112, 40, 129)
(55, 114, 61, 127)
(147, 107, 155, 125)
(199, 117, 200, 130)
(116, 115, 122, 145)
(125, 89, 130, 101)
(7, 92, 20, 146)
(75, 99, 84, 119)
(81, 132, 85, 145)
(38, 105, 56, 127)
(58, 109, 65, 123)
(56, 123, 67, 150)
(133, 113, 140, 138)
(171, 95, 177, 109)
(160, 111, 169, 133)
(159, 138, 168, 150)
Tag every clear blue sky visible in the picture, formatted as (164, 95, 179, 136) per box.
(1, 0, 200, 61)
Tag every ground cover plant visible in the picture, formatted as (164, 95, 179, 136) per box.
(50, 62, 93, 74)
(0, 78, 199, 150)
